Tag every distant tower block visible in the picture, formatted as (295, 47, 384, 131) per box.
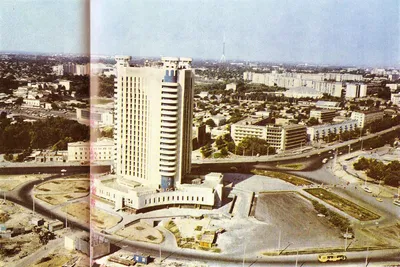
(220, 34, 226, 63)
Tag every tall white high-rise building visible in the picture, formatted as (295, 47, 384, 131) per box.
(113, 56, 194, 191)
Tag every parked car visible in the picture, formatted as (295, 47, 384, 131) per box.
(363, 187, 372, 193)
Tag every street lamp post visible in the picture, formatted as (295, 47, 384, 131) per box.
(277, 230, 281, 253)
(32, 185, 36, 216)
(242, 242, 247, 267)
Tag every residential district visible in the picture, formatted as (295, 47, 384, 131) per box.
(0, 53, 399, 266)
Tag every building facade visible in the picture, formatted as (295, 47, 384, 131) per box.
(113, 56, 193, 190)
(350, 110, 384, 128)
(231, 118, 307, 151)
(345, 84, 367, 98)
(307, 120, 358, 141)
(310, 109, 337, 123)
(67, 138, 113, 162)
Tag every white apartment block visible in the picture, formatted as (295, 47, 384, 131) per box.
(249, 72, 345, 96)
(345, 84, 367, 98)
(391, 93, 400, 106)
(59, 80, 71, 90)
(307, 120, 358, 141)
(231, 118, 307, 151)
(243, 71, 253, 81)
(22, 99, 40, 108)
(351, 110, 384, 128)
(67, 138, 113, 162)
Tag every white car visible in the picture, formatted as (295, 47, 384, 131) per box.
(363, 187, 372, 193)
(393, 199, 400, 206)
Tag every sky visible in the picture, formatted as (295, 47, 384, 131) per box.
(0, 0, 399, 66)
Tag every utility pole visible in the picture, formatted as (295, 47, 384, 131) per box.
(242, 243, 247, 267)
(159, 243, 162, 266)
(344, 228, 348, 251)
(277, 230, 281, 253)
(32, 186, 36, 216)
(295, 250, 299, 267)
(348, 144, 351, 154)
(65, 203, 68, 229)
(365, 247, 369, 267)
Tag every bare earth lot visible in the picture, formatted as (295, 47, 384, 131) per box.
(115, 221, 164, 244)
(91, 207, 121, 230)
(61, 201, 90, 225)
(254, 192, 342, 250)
(34, 178, 89, 205)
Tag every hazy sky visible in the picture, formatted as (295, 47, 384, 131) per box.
(1, 0, 399, 66)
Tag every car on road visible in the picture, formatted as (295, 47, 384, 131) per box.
(322, 158, 328, 163)
(393, 199, 400, 206)
(375, 198, 383, 202)
(318, 254, 347, 263)
(363, 187, 372, 193)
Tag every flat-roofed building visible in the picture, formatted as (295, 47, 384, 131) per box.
(231, 118, 307, 151)
(310, 109, 337, 123)
(307, 120, 358, 141)
(351, 110, 384, 128)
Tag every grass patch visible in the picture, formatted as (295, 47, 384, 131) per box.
(277, 163, 305, 170)
(146, 235, 157, 241)
(252, 170, 313, 186)
(305, 188, 380, 221)
(311, 199, 352, 233)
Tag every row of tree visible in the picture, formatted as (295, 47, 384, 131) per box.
(354, 157, 400, 187)
(0, 115, 90, 153)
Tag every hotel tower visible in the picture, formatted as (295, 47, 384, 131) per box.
(113, 56, 194, 191)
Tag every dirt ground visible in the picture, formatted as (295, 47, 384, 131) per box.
(0, 232, 42, 266)
(353, 223, 400, 248)
(61, 201, 90, 225)
(34, 178, 89, 205)
(115, 221, 164, 244)
(0, 200, 46, 266)
(91, 207, 121, 230)
(35, 179, 89, 194)
(252, 192, 342, 250)
(0, 200, 32, 228)
(32, 248, 89, 267)
(35, 193, 88, 206)
(0, 174, 52, 191)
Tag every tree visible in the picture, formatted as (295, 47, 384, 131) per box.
(204, 119, 216, 128)
(236, 136, 274, 156)
(200, 144, 213, 158)
(307, 117, 319, 126)
(51, 103, 59, 110)
(15, 97, 23, 105)
(4, 153, 13, 161)
(220, 147, 228, 156)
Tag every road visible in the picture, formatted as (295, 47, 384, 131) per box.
(192, 124, 400, 165)
(4, 172, 90, 232)
(99, 233, 400, 266)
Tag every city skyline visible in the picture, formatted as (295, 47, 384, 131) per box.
(0, 0, 399, 67)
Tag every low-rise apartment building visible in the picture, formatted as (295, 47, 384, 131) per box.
(307, 120, 358, 141)
(68, 138, 113, 162)
(231, 118, 307, 151)
(350, 110, 384, 128)
(310, 109, 337, 123)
